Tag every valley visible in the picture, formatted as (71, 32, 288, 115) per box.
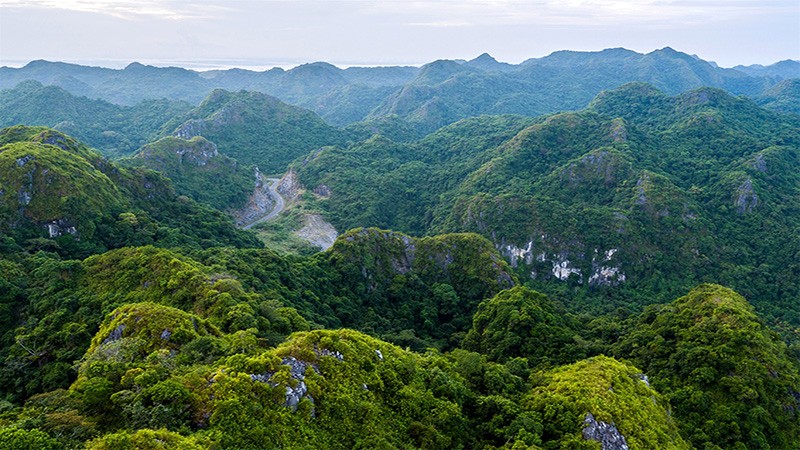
(241, 177, 284, 230)
(0, 47, 798, 449)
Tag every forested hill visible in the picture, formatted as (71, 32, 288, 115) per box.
(0, 110, 799, 449)
(293, 83, 800, 329)
(2, 47, 797, 133)
(1, 46, 799, 448)
(0, 81, 191, 157)
(159, 89, 349, 171)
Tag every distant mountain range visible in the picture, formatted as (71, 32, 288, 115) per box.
(1, 47, 800, 449)
(2, 47, 797, 132)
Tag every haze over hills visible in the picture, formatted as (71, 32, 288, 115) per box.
(1, 44, 799, 449)
(2, 47, 798, 135)
(293, 83, 800, 328)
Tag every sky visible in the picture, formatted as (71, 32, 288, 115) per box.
(0, 0, 798, 70)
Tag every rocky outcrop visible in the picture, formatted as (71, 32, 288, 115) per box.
(232, 168, 275, 226)
(582, 412, 630, 450)
(313, 184, 332, 198)
(498, 239, 625, 286)
(588, 248, 626, 287)
(173, 119, 205, 140)
(174, 138, 218, 166)
(634, 173, 649, 205)
(609, 118, 628, 143)
(277, 168, 301, 202)
(295, 214, 338, 251)
(45, 219, 78, 238)
(734, 178, 759, 214)
(249, 348, 345, 414)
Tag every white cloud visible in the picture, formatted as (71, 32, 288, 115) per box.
(365, 0, 797, 27)
(0, 0, 231, 20)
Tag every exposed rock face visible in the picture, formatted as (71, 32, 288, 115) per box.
(174, 139, 219, 166)
(634, 173, 649, 205)
(295, 213, 338, 251)
(277, 168, 301, 202)
(232, 168, 275, 226)
(609, 118, 628, 143)
(45, 219, 78, 238)
(735, 178, 759, 214)
(102, 324, 126, 345)
(173, 119, 205, 140)
(582, 412, 630, 450)
(17, 189, 32, 206)
(313, 184, 332, 198)
(249, 348, 345, 414)
(16, 155, 34, 167)
(752, 154, 767, 172)
(552, 257, 582, 281)
(588, 248, 626, 287)
(498, 240, 625, 286)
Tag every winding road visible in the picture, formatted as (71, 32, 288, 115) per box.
(242, 177, 284, 230)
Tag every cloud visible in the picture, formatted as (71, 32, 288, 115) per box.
(407, 20, 472, 28)
(367, 0, 797, 27)
(0, 0, 232, 20)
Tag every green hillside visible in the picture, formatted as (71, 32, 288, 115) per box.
(122, 136, 254, 211)
(162, 89, 348, 172)
(294, 84, 800, 329)
(0, 81, 191, 157)
(1, 70, 799, 450)
(0, 126, 260, 258)
(615, 284, 800, 449)
(1, 48, 789, 132)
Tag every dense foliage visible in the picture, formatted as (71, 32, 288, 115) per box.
(615, 284, 800, 449)
(159, 89, 348, 172)
(0, 126, 260, 258)
(1, 63, 799, 449)
(0, 81, 191, 157)
(121, 136, 254, 211)
(294, 84, 800, 334)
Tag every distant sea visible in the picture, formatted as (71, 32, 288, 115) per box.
(0, 58, 427, 71)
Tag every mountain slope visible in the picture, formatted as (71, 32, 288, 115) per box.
(616, 284, 800, 449)
(0, 126, 260, 257)
(294, 84, 800, 326)
(0, 81, 191, 157)
(163, 89, 348, 172)
(122, 136, 254, 211)
(2, 48, 788, 131)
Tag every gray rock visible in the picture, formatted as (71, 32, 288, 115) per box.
(102, 324, 126, 344)
(249, 352, 346, 414)
(582, 412, 630, 450)
(18, 190, 32, 206)
(285, 381, 307, 410)
(313, 184, 332, 198)
(753, 154, 767, 172)
(160, 329, 172, 340)
(735, 178, 759, 214)
(16, 155, 34, 167)
(45, 219, 78, 238)
(317, 348, 344, 361)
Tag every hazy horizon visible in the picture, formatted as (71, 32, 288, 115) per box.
(2, 46, 798, 73)
(1, 1, 798, 70)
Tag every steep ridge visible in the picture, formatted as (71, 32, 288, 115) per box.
(0, 126, 260, 258)
(123, 136, 253, 211)
(0, 81, 191, 157)
(2, 48, 791, 130)
(163, 89, 348, 171)
(294, 84, 800, 325)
